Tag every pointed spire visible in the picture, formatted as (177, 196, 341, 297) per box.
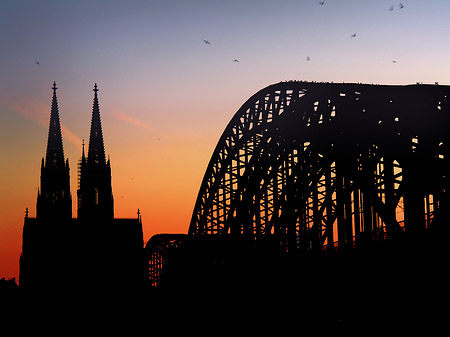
(87, 83, 106, 166)
(45, 81, 65, 168)
(82, 139, 85, 159)
(137, 208, 142, 224)
(37, 81, 72, 220)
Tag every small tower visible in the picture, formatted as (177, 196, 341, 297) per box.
(77, 83, 114, 221)
(36, 81, 72, 221)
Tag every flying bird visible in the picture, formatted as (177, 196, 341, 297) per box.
(319, 1, 325, 5)
(389, 5, 394, 11)
(306, 56, 310, 61)
(203, 39, 211, 45)
(399, 2, 404, 9)
(351, 33, 356, 38)
(35, 61, 40, 66)
(393, 60, 397, 63)
(232, 59, 239, 63)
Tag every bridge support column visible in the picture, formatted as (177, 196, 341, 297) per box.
(353, 187, 361, 246)
(384, 157, 398, 240)
(403, 159, 425, 236)
(344, 175, 354, 250)
(325, 161, 335, 254)
(336, 164, 346, 252)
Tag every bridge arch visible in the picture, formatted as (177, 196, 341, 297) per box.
(189, 81, 450, 254)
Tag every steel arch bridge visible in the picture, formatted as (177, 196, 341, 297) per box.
(189, 81, 450, 255)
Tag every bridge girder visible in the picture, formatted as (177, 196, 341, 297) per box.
(189, 81, 450, 254)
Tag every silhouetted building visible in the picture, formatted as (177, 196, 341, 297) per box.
(77, 84, 114, 221)
(37, 82, 72, 221)
(20, 82, 145, 293)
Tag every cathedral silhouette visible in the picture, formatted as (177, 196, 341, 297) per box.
(19, 82, 145, 293)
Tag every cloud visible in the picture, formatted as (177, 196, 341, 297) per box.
(10, 100, 48, 127)
(61, 124, 83, 148)
(114, 113, 163, 141)
(115, 113, 153, 131)
(10, 98, 82, 148)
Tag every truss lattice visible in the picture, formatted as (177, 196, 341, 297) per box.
(189, 82, 450, 254)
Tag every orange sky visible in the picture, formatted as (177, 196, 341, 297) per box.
(3, 1, 450, 281)
(0, 85, 229, 281)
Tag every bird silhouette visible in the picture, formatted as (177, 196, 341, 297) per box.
(35, 61, 40, 66)
(306, 56, 310, 61)
(203, 39, 211, 45)
(393, 60, 397, 63)
(351, 33, 356, 38)
(389, 5, 394, 11)
(319, 1, 324, 5)
(399, 3, 404, 9)
(232, 59, 239, 63)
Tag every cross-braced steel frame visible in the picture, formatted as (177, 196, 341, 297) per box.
(145, 234, 186, 287)
(189, 81, 450, 255)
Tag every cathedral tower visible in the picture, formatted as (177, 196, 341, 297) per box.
(36, 81, 72, 221)
(77, 83, 114, 221)
(21, 82, 144, 291)
(20, 82, 72, 289)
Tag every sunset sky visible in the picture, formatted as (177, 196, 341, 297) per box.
(2, 0, 450, 280)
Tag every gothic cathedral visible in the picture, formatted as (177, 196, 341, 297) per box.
(20, 82, 145, 293)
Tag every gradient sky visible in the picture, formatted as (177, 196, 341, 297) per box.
(1, 0, 450, 280)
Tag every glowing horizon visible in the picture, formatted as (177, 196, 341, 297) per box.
(3, 0, 450, 281)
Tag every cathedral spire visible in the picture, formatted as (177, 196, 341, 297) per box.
(81, 138, 86, 161)
(87, 83, 106, 166)
(77, 83, 114, 221)
(37, 81, 72, 220)
(45, 81, 65, 168)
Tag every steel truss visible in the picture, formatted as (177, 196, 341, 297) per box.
(189, 81, 450, 254)
(145, 234, 186, 287)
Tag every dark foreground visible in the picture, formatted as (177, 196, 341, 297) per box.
(2, 231, 447, 334)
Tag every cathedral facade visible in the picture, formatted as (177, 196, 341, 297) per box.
(19, 82, 145, 293)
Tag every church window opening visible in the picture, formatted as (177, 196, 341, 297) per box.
(95, 187, 99, 205)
